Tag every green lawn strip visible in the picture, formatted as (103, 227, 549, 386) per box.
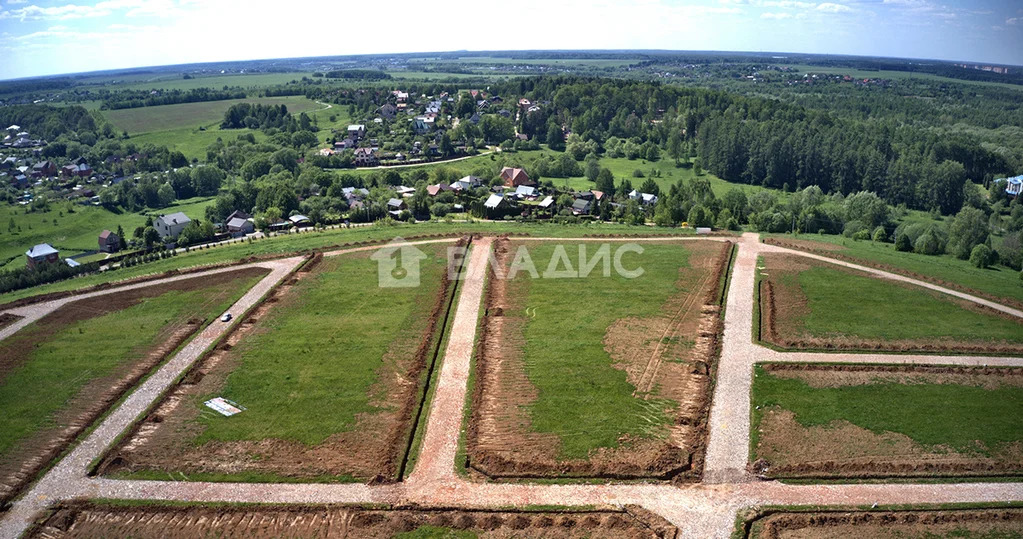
(0, 274, 262, 459)
(193, 246, 448, 456)
(396, 526, 477, 539)
(0, 222, 693, 307)
(767, 233, 1023, 306)
(517, 242, 687, 459)
(795, 265, 1023, 343)
(750, 365, 1023, 457)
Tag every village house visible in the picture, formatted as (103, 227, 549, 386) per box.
(514, 185, 537, 200)
(378, 103, 397, 120)
(25, 243, 59, 269)
(226, 215, 254, 237)
(31, 160, 57, 178)
(572, 198, 592, 215)
(427, 183, 452, 197)
(451, 175, 482, 191)
(353, 147, 378, 167)
(500, 167, 535, 188)
(154, 212, 192, 240)
(98, 229, 121, 253)
(629, 189, 659, 205)
(347, 124, 366, 140)
(387, 198, 407, 216)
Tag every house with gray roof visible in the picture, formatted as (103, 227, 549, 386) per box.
(154, 212, 192, 240)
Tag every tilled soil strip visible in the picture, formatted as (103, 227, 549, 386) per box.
(742, 507, 1023, 539)
(28, 501, 680, 538)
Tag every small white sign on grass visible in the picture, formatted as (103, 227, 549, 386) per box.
(204, 397, 244, 417)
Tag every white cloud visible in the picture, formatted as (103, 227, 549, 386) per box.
(761, 11, 793, 19)
(1007, 17, 1019, 25)
(816, 3, 852, 13)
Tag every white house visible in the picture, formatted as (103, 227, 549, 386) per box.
(154, 212, 192, 240)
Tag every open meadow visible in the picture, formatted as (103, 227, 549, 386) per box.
(103, 96, 324, 134)
(750, 363, 1023, 480)
(100, 243, 455, 483)
(757, 253, 1023, 354)
(0, 267, 267, 503)
(466, 238, 731, 480)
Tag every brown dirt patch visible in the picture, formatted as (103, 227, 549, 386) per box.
(746, 508, 1023, 539)
(0, 267, 270, 505)
(764, 363, 1023, 390)
(98, 242, 464, 483)
(28, 502, 679, 538)
(0, 313, 21, 331)
(763, 236, 1023, 311)
(467, 239, 731, 481)
(758, 254, 1023, 355)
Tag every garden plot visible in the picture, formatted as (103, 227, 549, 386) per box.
(751, 363, 1023, 480)
(758, 254, 1023, 355)
(742, 507, 1023, 538)
(0, 267, 268, 504)
(99, 244, 454, 483)
(29, 502, 678, 538)
(467, 239, 731, 480)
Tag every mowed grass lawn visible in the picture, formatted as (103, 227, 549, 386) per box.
(514, 242, 690, 458)
(194, 245, 448, 445)
(768, 233, 1023, 306)
(792, 265, 1023, 343)
(0, 273, 262, 458)
(104, 96, 323, 134)
(751, 365, 1023, 455)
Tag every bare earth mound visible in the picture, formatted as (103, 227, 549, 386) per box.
(744, 507, 1023, 539)
(0, 267, 269, 505)
(29, 502, 679, 538)
(758, 254, 1023, 355)
(753, 364, 1023, 479)
(97, 247, 455, 483)
(467, 239, 731, 481)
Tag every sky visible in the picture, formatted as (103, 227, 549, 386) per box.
(0, 0, 1021, 80)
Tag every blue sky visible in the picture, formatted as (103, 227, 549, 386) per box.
(0, 0, 1021, 80)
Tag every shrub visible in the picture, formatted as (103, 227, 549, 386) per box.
(970, 244, 995, 269)
(895, 232, 913, 252)
(914, 228, 944, 255)
(872, 226, 887, 242)
(852, 229, 871, 241)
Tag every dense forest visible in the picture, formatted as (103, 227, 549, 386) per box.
(100, 88, 247, 110)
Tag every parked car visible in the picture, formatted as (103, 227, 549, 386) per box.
(220, 313, 232, 322)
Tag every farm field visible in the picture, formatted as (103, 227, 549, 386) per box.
(742, 506, 1023, 538)
(81, 72, 314, 93)
(0, 267, 267, 503)
(757, 253, 1023, 355)
(100, 243, 455, 483)
(103, 96, 323, 134)
(750, 363, 1023, 480)
(467, 238, 731, 480)
(127, 126, 268, 161)
(764, 234, 1023, 308)
(29, 502, 679, 538)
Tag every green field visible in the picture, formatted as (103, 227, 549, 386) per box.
(195, 246, 447, 446)
(788, 64, 1023, 91)
(0, 221, 696, 307)
(780, 263, 1023, 344)
(751, 365, 1023, 456)
(0, 272, 263, 459)
(510, 242, 691, 458)
(767, 233, 1023, 306)
(104, 96, 324, 134)
(81, 72, 314, 93)
(0, 197, 215, 272)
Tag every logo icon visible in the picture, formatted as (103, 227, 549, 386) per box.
(370, 237, 428, 288)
